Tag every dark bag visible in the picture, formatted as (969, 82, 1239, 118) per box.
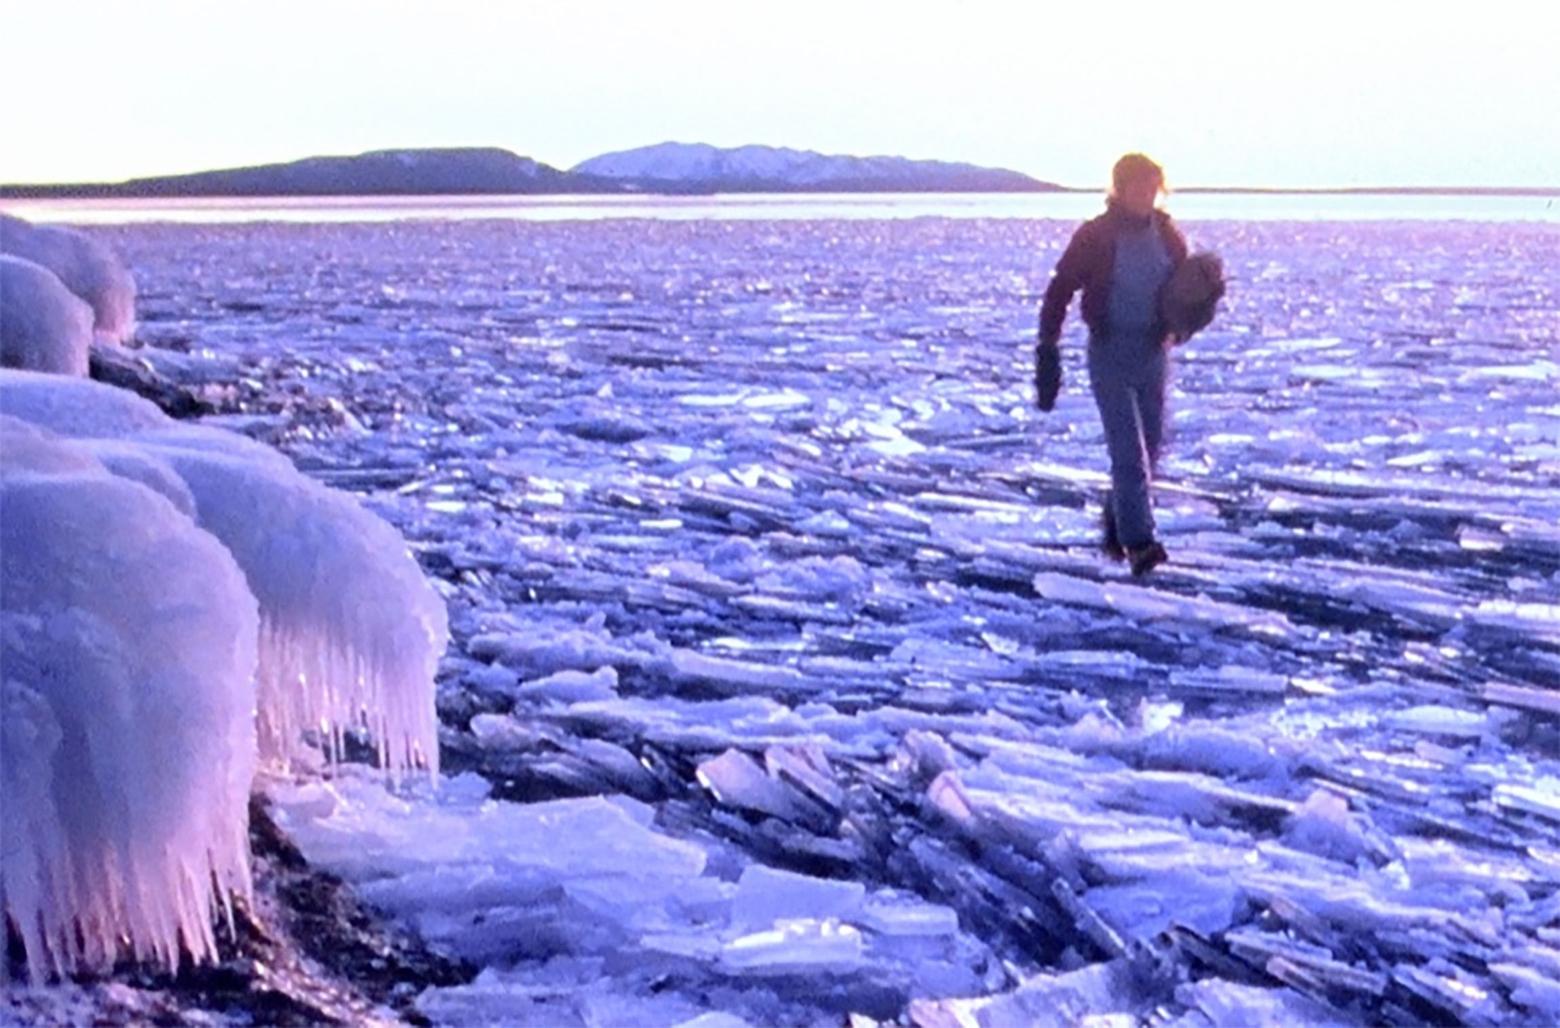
(1161, 251, 1226, 342)
(1035, 340, 1061, 411)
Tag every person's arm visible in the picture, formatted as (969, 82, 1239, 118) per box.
(1038, 224, 1093, 347)
(1034, 224, 1091, 410)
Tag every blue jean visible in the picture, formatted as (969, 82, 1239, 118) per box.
(1088, 332, 1169, 549)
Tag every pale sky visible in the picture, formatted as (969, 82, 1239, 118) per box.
(4, 0, 1557, 189)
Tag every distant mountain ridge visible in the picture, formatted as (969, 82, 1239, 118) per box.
(571, 142, 1060, 193)
(0, 144, 1059, 198)
(0, 148, 620, 198)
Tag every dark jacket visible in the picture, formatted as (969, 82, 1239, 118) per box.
(1038, 203, 1188, 345)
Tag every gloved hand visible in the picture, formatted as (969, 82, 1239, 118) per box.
(1035, 339, 1061, 412)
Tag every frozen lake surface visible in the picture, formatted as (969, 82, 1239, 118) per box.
(59, 217, 1560, 1023)
(10, 190, 1560, 225)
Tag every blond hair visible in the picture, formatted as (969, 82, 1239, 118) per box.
(1110, 153, 1166, 198)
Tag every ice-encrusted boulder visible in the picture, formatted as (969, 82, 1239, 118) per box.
(0, 214, 137, 344)
(0, 366, 170, 436)
(150, 445, 448, 770)
(0, 256, 92, 375)
(0, 418, 258, 981)
(0, 371, 448, 772)
(0, 367, 293, 473)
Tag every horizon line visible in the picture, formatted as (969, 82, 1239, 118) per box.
(1, 143, 1555, 197)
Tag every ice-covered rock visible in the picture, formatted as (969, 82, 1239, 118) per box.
(0, 367, 170, 436)
(0, 371, 447, 772)
(144, 445, 447, 771)
(0, 416, 99, 475)
(0, 214, 136, 343)
(0, 256, 92, 375)
(1, 422, 257, 981)
(76, 439, 198, 517)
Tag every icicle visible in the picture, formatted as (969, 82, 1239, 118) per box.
(0, 372, 448, 776)
(1, 423, 257, 981)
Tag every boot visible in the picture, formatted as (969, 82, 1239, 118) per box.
(1128, 541, 1168, 578)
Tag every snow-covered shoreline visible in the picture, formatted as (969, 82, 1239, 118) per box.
(8, 215, 1559, 1025)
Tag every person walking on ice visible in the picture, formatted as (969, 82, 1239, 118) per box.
(1034, 152, 1221, 578)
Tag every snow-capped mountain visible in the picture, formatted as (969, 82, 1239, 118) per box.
(2, 144, 1059, 198)
(572, 142, 1058, 193)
